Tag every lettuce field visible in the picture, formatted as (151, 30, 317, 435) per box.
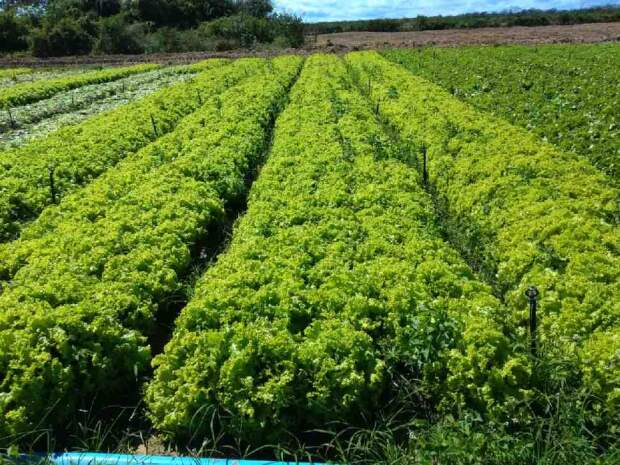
(0, 44, 618, 464)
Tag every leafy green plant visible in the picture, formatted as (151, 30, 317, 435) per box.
(383, 44, 620, 183)
(147, 54, 527, 447)
(346, 51, 620, 430)
(0, 59, 231, 243)
(0, 55, 303, 444)
(0, 62, 219, 149)
(0, 63, 159, 109)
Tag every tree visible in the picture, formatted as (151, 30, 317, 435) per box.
(237, 0, 272, 17)
(135, 0, 238, 27)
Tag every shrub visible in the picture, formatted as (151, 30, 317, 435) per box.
(200, 14, 270, 47)
(0, 9, 29, 53)
(270, 13, 304, 47)
(199, 12, 304, 49)
(30, 16, 96, 57)
(95, 14, 146, 54)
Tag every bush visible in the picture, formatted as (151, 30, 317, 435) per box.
(269, 13, 304, 47)
(95, 14, 146, 54)
(199, 12, 304, 49)
(200, 13, 270, 47)
(30, 16, 96, 57)
(0, 9, 30, 53)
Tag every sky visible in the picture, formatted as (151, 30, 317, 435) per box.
(274, 0, 620, 22)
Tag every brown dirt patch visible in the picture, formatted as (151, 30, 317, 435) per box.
(312, 21, 620, 49)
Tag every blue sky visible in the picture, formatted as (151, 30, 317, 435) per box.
(274, 0, 620, 22)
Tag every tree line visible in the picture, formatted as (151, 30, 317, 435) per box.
(0, 0, 304, 56)
(306, 6, 620, 35)
(1, 3, 620, 57)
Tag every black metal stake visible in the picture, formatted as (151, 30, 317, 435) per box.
(197, 90, 202, 105)
(150, 114, 158, 137)
(525, 286, 539, 356)
(48, 165, 57, 204)
(422, 144, 428, 186)
(7, 108, 16, 128)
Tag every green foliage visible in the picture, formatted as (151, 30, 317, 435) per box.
(0, 55, 303, 443)
(0, 0, 301, 55)
(346, 51, 620, 430)
(0, 68, 31, 79)
(199, 12, 303, 49)
(0, 9, 30, 52)
(0, 66, 200, 148)
(0, 59, 228, 243)
(382, 44, 620, 183)
(29, 15, 98, 57)
(94, 14, 147, 54)
(0, 63, 159, 109)
(147, 54, 528, 446)
(269, 13, 304, 48)
(134, 0, 237, 28)
(201, 14, 271, 47)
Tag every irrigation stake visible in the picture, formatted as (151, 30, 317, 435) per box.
(7, 107, 16, 128)
(525, 286, 539, 356)
(150, 114, 158, 137)
(422, 144, 428, 186)
(48, 165, 57, 204)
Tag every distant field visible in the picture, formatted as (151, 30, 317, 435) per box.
(383, 43, 620, 181)
(313, 21, 620, 48)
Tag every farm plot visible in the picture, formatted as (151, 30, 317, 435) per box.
(0, 55, 302, 441)
(383, 44, 620, 181)
(0, 64, 160, 109)
(0, 65, 210, 149)
(348, 51, 620, 424)
(0, 59, 237, 243)
(0, 49, 617, 461)
(147, 54, 527, 444)
(0, 67, 32, 83)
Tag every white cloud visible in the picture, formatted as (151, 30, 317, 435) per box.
(274, 0, 620, 22)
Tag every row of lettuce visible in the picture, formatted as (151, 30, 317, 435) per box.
(0, 55, 303, 439)
(146, 54, 529, 442)
(149, 52, 620, 443)
(0, 59, 233, 244)
(0, 67, 32, 81)
(383, 44, 620, 183)
(0, 63, 162, 109)
(347, 52, 619, 426)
